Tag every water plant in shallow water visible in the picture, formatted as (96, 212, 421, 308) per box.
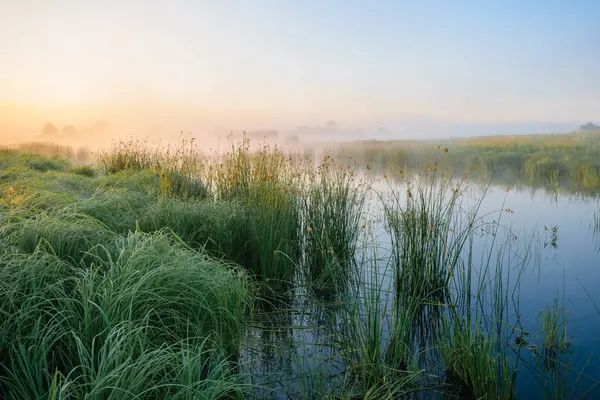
(247, 178, 301, 285)
(381, 160, 489, 304)
(302, 155, 367, 294)
(2, 139, 600, 398)
(207, 137, 303, 286)
(534, 299, 577, 400)
(437, 235, 526, 400)
(330, 232, 425, 398)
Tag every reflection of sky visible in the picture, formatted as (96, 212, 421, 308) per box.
(244, 178, 600, 398)
(495, 187, 600, 398)
(368, 179, 600, 397)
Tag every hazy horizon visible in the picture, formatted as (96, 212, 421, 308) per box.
(1, 0, 599, 148)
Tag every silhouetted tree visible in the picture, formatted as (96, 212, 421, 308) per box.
(41, 123, 58, 138)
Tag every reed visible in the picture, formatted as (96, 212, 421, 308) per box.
(207, 137, 303, 284)
(96, 136, 208, 200)
(381, 158, 487, 305)
(301, 155, 367, 293)
(2, 138, 599, 398)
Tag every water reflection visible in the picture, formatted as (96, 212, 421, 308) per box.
(242, 176, 600, 399)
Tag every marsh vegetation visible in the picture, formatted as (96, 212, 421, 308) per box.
(0, 137, 598, 399)
(335, 130, 600, 196)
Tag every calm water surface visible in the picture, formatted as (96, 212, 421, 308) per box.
(243, 181, 600, 399)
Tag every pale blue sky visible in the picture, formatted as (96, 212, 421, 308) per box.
(1, 0, 598, 135)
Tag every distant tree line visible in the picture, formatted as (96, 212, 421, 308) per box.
(580, 122, 600, 131)
(38, 121, 109, 142)
(40, 123, 78, 140)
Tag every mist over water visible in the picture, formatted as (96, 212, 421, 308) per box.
(2, 120, 590, 165)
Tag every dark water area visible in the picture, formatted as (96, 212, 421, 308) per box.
(241, 179, 600, 399)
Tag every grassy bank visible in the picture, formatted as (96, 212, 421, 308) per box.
(0, 138, 598, 399)
(334, 130, 600, 196)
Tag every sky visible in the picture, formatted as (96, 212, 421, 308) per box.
(1, 0, 599, 144)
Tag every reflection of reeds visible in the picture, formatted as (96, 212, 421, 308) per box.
(538, 300, 571, 372)
(381, 159, 488, 305)
(1, 138, 600, 398)
(331, 234, 425, 398)
(302, 155, 367, 294)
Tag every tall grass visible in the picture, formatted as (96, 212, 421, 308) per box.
(139, 198, 252, 266)
(3, 138, 599, 398)
(247, 179, 300, 285)
(439, 238, 523, 400)
(332, 236, 425, 398)
(96, 136, 208, 200)
(302, 155, 367, 293)
(381, 159, 487, 304)
(335, 130, 600, 195)
(208, 138, 303, 284)
(0, 231, 254, 399)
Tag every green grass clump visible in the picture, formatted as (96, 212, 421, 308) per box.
(0, 169, 96, 206)
(209, 138, 302, 284)
(302, 155, 366, 293)
(381, 162, 484, 303)
(440, 317, 516, 399)
(532, 299, 582, 400)
(0, 209, 117, 264)
(20, 190, 77, 211)
(95, 138, 157, 174)
(97, 169, 162, 195)
(94, 231, 253, 351)
(69, 190, 143, 233)
(246, 178, 300, 285)
(139, 198, 252, 266)
(336, 278, 423, 396)
(22, 153, 70, 172)
(70, 165, 96, 177)
(96, 137, 208, 201)
(0, 231, 254, 399)
(159, 169, 208, 200)
(437, 224, 536, 400)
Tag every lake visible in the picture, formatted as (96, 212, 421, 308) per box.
(242, 176, 600, 399)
